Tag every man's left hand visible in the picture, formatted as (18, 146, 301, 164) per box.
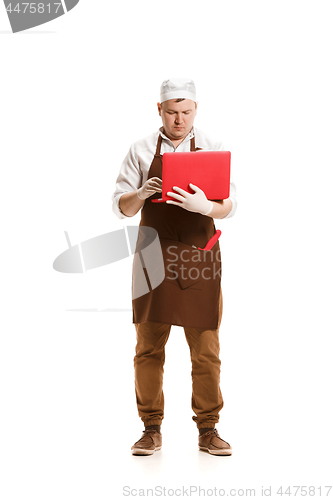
(166, 183, 213, 216)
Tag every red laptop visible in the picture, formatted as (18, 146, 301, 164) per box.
(152, 150, 231, 203)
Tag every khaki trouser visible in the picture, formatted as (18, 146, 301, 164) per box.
(133, 289, 224, 429)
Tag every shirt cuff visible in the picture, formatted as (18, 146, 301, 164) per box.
(112, 193, 130, 220)
(224, 196, 237, 219)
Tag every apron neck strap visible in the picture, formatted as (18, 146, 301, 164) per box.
(190, 136, 196, 151)
(191, 135, 202, 151)
(155, 134, 163, 156)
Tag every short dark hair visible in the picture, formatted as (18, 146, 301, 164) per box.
(160, 98, 186, 107)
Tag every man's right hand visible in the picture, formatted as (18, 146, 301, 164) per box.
(119, 177, 162, 217)
(137, 177, 162, 200)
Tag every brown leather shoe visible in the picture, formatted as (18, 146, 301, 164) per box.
(198, 428, 232, 456)
(131, 429, 162, 456)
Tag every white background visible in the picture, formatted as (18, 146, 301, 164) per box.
(1, 1, 333, 498)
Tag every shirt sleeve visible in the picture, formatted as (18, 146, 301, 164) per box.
(111, 143, 143, 219)
(215, 140, 237, 219)
(224, 172, 237, 219)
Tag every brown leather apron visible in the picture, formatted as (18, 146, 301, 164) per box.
(132, 133, 222, 330)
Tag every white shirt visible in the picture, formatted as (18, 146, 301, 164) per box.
(112, 127, 237, 220)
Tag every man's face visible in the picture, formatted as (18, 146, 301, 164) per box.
(157, 99, 197, 143)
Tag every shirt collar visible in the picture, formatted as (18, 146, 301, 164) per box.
(159, 127, 195, 146)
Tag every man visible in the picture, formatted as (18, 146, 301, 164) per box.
(112, 78, 237, 456)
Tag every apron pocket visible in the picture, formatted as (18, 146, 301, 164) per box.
(161, 239, 208, 291)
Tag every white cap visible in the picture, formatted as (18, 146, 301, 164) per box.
(160, 78, 197, 103)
